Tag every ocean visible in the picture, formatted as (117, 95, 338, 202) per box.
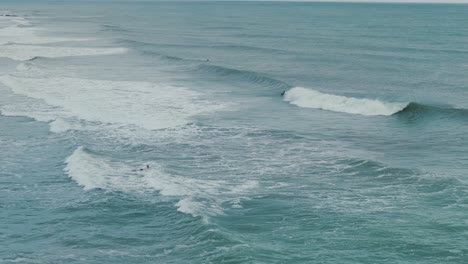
(1, 1, 467, 263)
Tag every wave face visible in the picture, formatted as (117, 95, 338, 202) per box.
(0, 76, 226, 131)
(284, 87, 408, 116)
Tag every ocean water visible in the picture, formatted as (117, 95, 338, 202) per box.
(1, 1, 468, 263)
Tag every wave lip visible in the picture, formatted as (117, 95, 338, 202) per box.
(284, 87, 408, 116)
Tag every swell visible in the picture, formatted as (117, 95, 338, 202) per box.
(119, 39, 201, 49)
(119, 39, 292, 89)
(394, 102, 468, 122)
(27, 56, 45, 61)
(196, 64, 291, 90)
(120, 39, 291, 54)
(139, 50, 187, 62)
(101, 24, 130, 33)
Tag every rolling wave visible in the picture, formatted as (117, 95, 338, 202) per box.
(283, 87, 408, 116)
(395, 102, 468, 122)
(118, 39, 292, 89)
(197, 64, 290, 89)
(101, 24, 130, 33)
(119, 39, 201, 49)
(140, 50, 186, 62)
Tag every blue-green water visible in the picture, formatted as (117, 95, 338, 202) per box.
(1, 1, 468, 263)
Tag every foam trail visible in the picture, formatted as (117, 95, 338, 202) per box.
(0, 76, 226, 131)
(0, 25, 86, 45)
(0, 44, 128, 60)
(65, 147, 258, 218)
(64, 147, 153, 191)
(284, 87, 408, 116)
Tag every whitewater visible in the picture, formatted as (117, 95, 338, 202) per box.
(1, 2, 468, 264)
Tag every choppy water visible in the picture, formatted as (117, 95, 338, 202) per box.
(1, 1, 468, 263)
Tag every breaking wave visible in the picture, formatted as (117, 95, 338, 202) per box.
(283, 87, 408, 116)
(65, 146, 258, 219)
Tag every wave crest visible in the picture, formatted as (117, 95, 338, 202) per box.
(284, 87, 408, 116)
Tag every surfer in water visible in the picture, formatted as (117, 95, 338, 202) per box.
(281, 90, 286, 96)
(140, 165, 150, 171)
(133, 165, 150, 172)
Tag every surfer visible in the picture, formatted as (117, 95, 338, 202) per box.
(134, 165, 150, 171)
(281, 90, 286, 96)
(139, 165, 150, 171)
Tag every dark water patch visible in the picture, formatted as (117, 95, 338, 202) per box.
(47, 190, 246, 262)
(118, 39, 201, 49)
(231, 33, 284, 39)
(101, 24, 130, 33)
(27, 56, 46, 61)
(204, 26, 244, 30)
(139, 50, 188, 62)
(211, 44, 291, 55)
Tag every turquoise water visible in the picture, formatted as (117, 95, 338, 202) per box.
(1, 1, 468, 263)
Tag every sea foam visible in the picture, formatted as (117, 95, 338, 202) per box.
(65, 147, 258, 219)
(284, 87, 408, 116)
(0, 25, 85, 45)
(0, 76, 226, 131)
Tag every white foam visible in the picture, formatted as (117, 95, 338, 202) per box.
(16, 62, 34, 71)
(0, 93, 68, 123)
(10, 18, 30, 26)
(64, 146, 137, 191)
(0, 76, 226, 131)
(64, 147, 258, 218)
(284, 87, 408, 116)
(49, 118, 81, 133)
(0, 44, 128, 60)
(0, 25, 85, 45)
(0, 11, 30, 26)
